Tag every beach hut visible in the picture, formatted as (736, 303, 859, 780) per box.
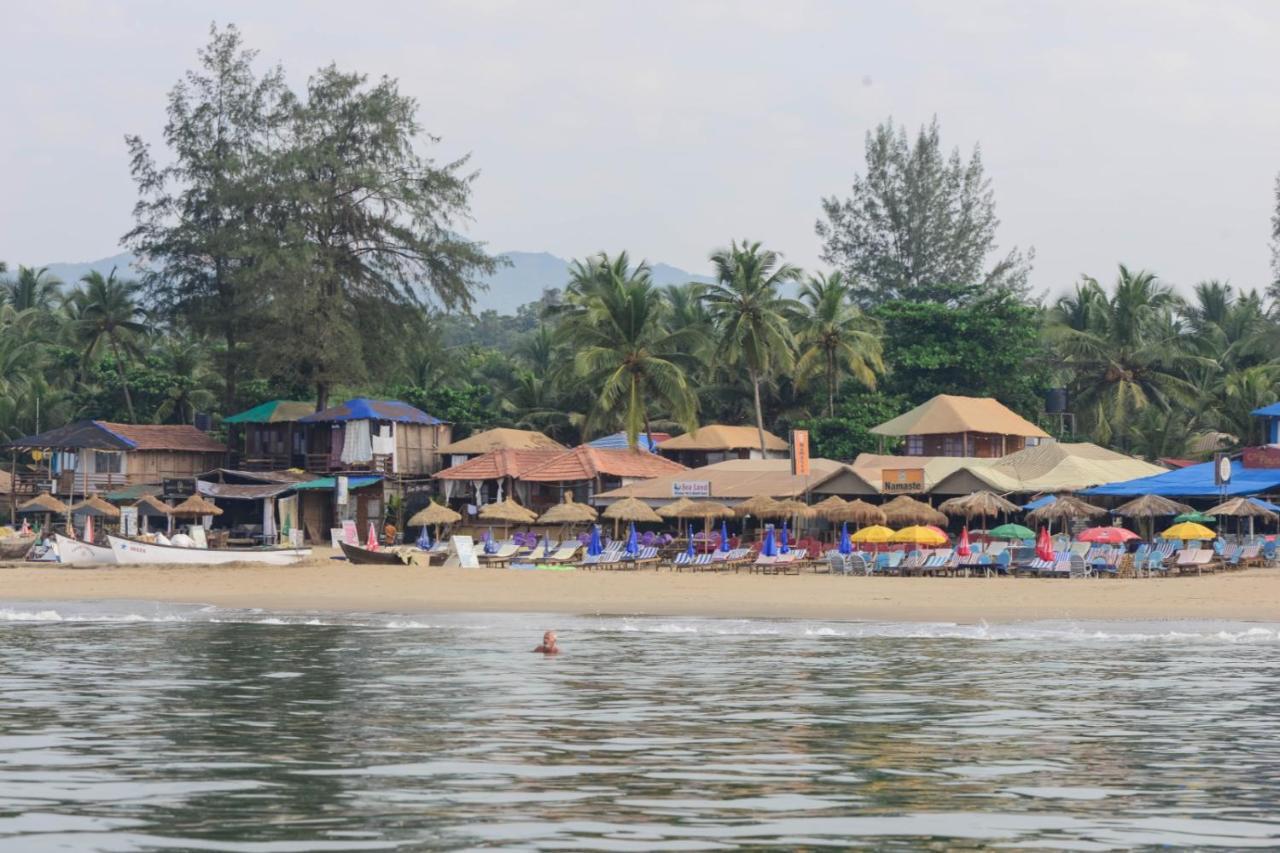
(671, 500, 735, 549)
(810, 495, 848, 521)
(939, 490, 1019, 520)
(132, 494, 174, 534)
(881, 495, 947, 527)
(17, 491, 69, 536)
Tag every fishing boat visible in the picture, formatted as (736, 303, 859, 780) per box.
(339, 540, 408, 565)
(107, 535, 311, 566)
(0, 535, 35, 560)
(52, 533, 117, 566)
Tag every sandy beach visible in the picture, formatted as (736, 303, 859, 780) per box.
(3, 551, 1280, 622)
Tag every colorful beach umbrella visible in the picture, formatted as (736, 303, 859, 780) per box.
(763, 525, 777, 557)
(989, 523, 1035, 541)
(366, 521, 379, 551)
(720, 519, 730, 553)
(780, 522, 790, 554)
(957, 527, 972, 557)
(416, 527, 431, 550)
(588, 525, 602, 557)
(1161, 521, 1216, 540)
(1036, 527, 1054, 561)
(83, 514, 94, 545)
(626, 522, 639, 556)
(1173, 510, 1215, 524)
(892, 525, 948, 546)
(850, 525, 895, 544)
(1078, 526, 1138, 545)
(838, 522, 852, 555)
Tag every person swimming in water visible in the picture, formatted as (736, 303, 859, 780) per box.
(532, 631, 560, 655)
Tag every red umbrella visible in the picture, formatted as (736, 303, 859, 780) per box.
(1035, 526, 1053, 561)
(1078, 526, 1138, 545)
(956, 527, 972, 557)
(366, 521, 379, 552)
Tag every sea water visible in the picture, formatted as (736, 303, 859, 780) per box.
(1, 603, 1280, 850)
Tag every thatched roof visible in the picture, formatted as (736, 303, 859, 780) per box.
(538, 494, 599, 524)
(734, 494, 783, 517)
(478, 497, 537, 524)
(835, 499, 887, 525)
(773, 499, 815, 518)
(17, 492, 68, 514)
(657, 497, 697, 518)
(1112, 494, 1193, 518)
(1206, 497, 1279, 519)
(671, 500, 736, 520)
(938, 490, 1020, 518)
(880, 495, 946, 526)
(69, 495, 121, 518)
(409, 502, 462, 527)
(133, 494, 174, 516)
(810, 495, 848, 521)
(1025, 494, 1105, 524)
(600, 497, 662, 523)
(170, 494, 224, 517)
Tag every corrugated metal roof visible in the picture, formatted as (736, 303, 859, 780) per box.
(293, 476, 383, 491)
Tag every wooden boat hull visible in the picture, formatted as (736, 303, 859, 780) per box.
(0, 536, 36, 560)
(53, 533, 117, 566)
(107, 535, 311, 566)
(339, 540, 407, 565)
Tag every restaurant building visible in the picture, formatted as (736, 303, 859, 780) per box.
(871, 394, 1050, 458)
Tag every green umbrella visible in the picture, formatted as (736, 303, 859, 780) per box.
(1173, 511, 1216, 524)
(988, 523, 1035, 540)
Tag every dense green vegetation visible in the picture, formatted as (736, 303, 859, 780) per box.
(4, 25, 1280, 466)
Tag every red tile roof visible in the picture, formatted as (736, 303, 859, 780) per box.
(433, 449, 564, 480)
(519, 447, 688, 482)
(97, 422, 226, 453)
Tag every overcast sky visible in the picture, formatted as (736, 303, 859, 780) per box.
(3, 0, 1279, 298)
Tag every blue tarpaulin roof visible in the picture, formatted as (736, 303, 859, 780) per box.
(298, 398, 443, 425)
(293, 476, 382, 491)
(587, 432, 661, 452)
(1081, 460, 1280, 498)
(1022, 495, 1056, 510)
(1250, 403, 1280, 417)
(1250, 497, 1280, 512)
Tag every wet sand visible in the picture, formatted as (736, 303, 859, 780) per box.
(3, 550, 1280, 622)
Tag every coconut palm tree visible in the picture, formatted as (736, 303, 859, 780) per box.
(560, 252, 700, 448)
(792, 272, 884, 416)
(71, 269, 149, 423)
(703, 240, 800, 454)
(5, 266, 62, 312)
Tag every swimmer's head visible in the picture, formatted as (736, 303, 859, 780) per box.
(543, 631, 557, 647)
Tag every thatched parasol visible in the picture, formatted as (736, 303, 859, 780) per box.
(1206, 497, 1279, 538)
(833, 498, 887, 526)
(810, 495, 848, 521)
(133, 494, 174, 516)
(70, 495, 121, 518)
(478, 497, 537, 525)
(657, 497, 696, 518)
(601, 496, 662, 537)
(734, 494, 784, 518)
(1025, 494, 1104, 531)
(1113, 494, 1192, 519)
(538, 493, 599, 525)
(880, 495, 946, 526)
(17, 492, 69, 515)
(672, 500, 735, 520)
(939, 490, 1019, 519)
(773, 499, 815, 518)
(409, 502, 462, 527)
(170, 494, 224, 517)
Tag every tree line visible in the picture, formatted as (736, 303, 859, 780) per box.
(5, 23, 1280, 467)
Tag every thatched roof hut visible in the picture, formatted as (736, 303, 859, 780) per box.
(17, 492, 69, 515)
(170, 494, 224, 517)
(938, 490, 1020, 519)
(69, 495, 121, 518)
(478, 497, 537, 525)
(880, 495, 946, 526)
(409, 502, 462, 527)
(538, 494, 599, 525)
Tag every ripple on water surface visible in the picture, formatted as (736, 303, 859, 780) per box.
(0, 602, 1279, 850)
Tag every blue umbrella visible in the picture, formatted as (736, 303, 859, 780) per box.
(719, 519, 731, 553)
(839, 522, 852, 555)
(416, 527, 431, 550)
(763, 525, 777, 557)
(588, 525, 603, 557)
(626, 522, 639, 556)
(780, 522, 790, 554)
(685, 535, 696, 558)
(544, 536, 556, 558)
(483, 527, 496, 554)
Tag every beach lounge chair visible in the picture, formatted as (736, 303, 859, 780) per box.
(479, 543, 519, 567)
(827, 553, 848, 575)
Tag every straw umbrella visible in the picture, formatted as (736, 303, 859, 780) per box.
(834, 499, 887, 526)
(133, 494, 174, 535)
(735, 494, 784, 518)
(1112, 494, 1192, 541)
(939, 490, 1020, 538)
(70, 494, 121, 518)
(538, 494, 599, 543)
(479, 497, 537, 538)
(658, 497, 696, 543)
(880, 495, 947, 527)
(1025, 494, 1105, 535)
(409, 501, 463, 545)
(601, 496, 662, 538)
(810, 495, 848, 521)
(1206, 497, 1278, 540)
(17, 492, 69, 537)
(673, 500, 736, 549)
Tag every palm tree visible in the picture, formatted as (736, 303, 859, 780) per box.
(151, 336, 217, 424)
(702, 240, 800, 454)
(72, 269, 149, 423)
(560, 252, 700, 448)
(5, 266, 62, 312)
(1047, 265, 1207, 446)
(792, 272, 884, 416)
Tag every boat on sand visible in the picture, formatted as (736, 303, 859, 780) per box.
(53, 533, 116, 566)
(339, 540, 409, 565)
(107, 535, 311, 566)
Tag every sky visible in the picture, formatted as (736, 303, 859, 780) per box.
(3, 0, 1279, 299)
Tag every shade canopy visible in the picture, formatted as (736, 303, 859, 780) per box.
(1078, 526, 1139, 544)
(538, 494, 599, 525)
(734, 494, 784, 518)
(17, 492, 69, 514)
(670, 500, 735, 520)
(809, 495, 848, 521)
(69, 495, 121, 518)
(835, 499, 887, 525)
(1112, 494, 1193, 518)
(601, 497, 663, 524)
(409, 502, 462, 527)
(171, 494, 224, 517)
(1161, 521, 1215, 540)
(938, 490, 1019, 518)
(772, 499, 815, 518)
(850, 524, 895, 544)
(478, 497, 537, 524)
(1025, 494, 1105, 524)
(988, 522, 1035, 540)
(880, 495, 947, 526)
(892, 525, 948, 546)
(1205, 497, 1279, 519)
(1173, 510, 1216, 524)
(133, 494, 174, 516)
(656, 497, 695, 518)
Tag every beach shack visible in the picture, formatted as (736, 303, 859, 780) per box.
(3, 421, 226, 512)
(293, 474, 385, 543)
(587, 431, 671, 452)
(222, 400, 315, 470)
(516, 446, 688, 508)
(656, 425, 790, 468)
(871, 394, 1050, 458)
(594, 457, 872, 509)
(296, 398, 450, 477)
(436, 428, 565, 468)
(433, 448, 564, 510)
(195, 469, 313, 544)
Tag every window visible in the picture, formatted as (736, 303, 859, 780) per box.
(942, 436, 964, 457)
(1025, 437, 1040, 447)
(94, 452, 123, 474)
(905, 435, 924, 455)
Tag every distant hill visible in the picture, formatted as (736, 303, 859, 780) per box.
(23, 250, 714, 313)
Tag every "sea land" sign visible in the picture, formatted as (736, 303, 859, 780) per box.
(672, 481, 712, 498)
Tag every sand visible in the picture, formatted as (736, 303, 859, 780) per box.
(3, 550, 1280, 622)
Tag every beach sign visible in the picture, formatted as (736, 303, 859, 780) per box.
(120, 507, 138, 537)
(445, 535, 480, 569)
(882, 468, 925, 494)
(673, 480, 711, 498)
(790, 429, 810, 477)
(342, 520, 358, 544)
